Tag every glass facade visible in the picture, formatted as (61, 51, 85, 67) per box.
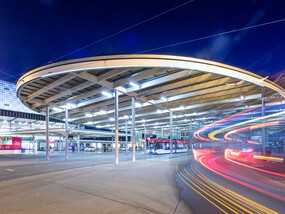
(0, 79, 36, 113)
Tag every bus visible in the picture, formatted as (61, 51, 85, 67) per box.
(147, 139, 189, 154)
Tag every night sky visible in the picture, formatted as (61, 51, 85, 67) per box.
(0, 0, 284, 82)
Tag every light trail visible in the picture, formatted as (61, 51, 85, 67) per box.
(224, 156, 285, 178)
(191, 165, 278, 214)
(253, 155, 284, 163)
(176, 162, 278, 213)
(177, 165, 230, 214)
(224, 120, 284, 141)
(184, 166, 253, 213)
(198, 155, 285, 202)
(194, 104, 261, 141)
(209, 110, 285, 141)
(194, 98, 285, 141)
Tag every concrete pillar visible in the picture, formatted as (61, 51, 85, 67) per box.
(114, 89, 119, 165)
(65, 108, 69, 159)
(161, 126, 163, 139)
(46, 105, 49, 160)
(132, 97, 136, 163)
(170, 110, 173, 158)
(125, 120, 128, 154)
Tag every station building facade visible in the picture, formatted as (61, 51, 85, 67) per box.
(0, 79, 135, 153)
(0, 79, 64, 153)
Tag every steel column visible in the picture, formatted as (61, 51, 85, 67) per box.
(56, 132, 58, 151)
(45, 105, 49, 160)
(77, 133, 80, 152)
(144, 122, 147, 154)
(188, 119, 192, 154)
(59, 133, 62, 152)
(170, 110, 173, 158)
(132, 97, 136, 163)
(111, 128, 114, 152)
(77, 124, 80, 152)
(261, 88, 266, 152)
(115, 89, 119, 165)
(32, 134, 35, 153)
(125, 120, 128, 154)
(161, 126, 163, 138)
(65, 108, 69, 159)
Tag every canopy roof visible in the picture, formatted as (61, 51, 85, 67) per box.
(16, 54, 285, 134)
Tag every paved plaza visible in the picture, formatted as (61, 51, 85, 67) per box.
(0, 152, 192, 214)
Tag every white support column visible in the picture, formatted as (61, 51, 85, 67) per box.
(161, 126, 163, 139)
(261, 88, 266, 152)
(188, 119, 192, 154)
(111, 127, 114, 152)
(55, 132, 58, 151)
(59, 133, 62, 152)
(77, 133, 80, 152)
(65, 108, 69, 159)
(32, 134, 35, 153)
(144, 122, 147, 154)
(77, 124, 80, 153)
(46, 105, 49, 160)
(125, 120, 128, 154)
(115, 89, 119, 165)
(170, 110, 173, 158)
(132, 97, 136, 163)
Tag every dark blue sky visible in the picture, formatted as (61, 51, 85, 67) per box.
(0, 0, 284, 82)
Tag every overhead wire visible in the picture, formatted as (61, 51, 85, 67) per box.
(47, 0, 194, 64)
(0, 72, 26, 81)
(0, 71, 20, 80)
(136, 18, 285, 54)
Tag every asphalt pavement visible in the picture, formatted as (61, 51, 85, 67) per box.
(0, 151, 192, 214)
(176, 153, 285, 214)
(0, 151, 284, 214)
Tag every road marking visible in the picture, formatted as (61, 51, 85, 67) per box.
(176, 162, 279, 214)
(5, 169, 15, 172)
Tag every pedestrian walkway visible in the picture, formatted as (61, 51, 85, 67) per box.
(0, 152, 193, 213)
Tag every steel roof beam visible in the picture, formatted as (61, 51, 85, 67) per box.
(44, 81, 94, 104)
(137, 73, 219, 97)
(145, 77, 233, 101)
(97, 68, 131, 82)
(113, 67, 169, 88)
(25, 73, 75, 102)
(74, 93, 261, 124)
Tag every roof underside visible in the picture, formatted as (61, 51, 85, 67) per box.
(16, 55, 285, 134)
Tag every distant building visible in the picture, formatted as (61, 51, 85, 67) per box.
(0, 79, 36, 113)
